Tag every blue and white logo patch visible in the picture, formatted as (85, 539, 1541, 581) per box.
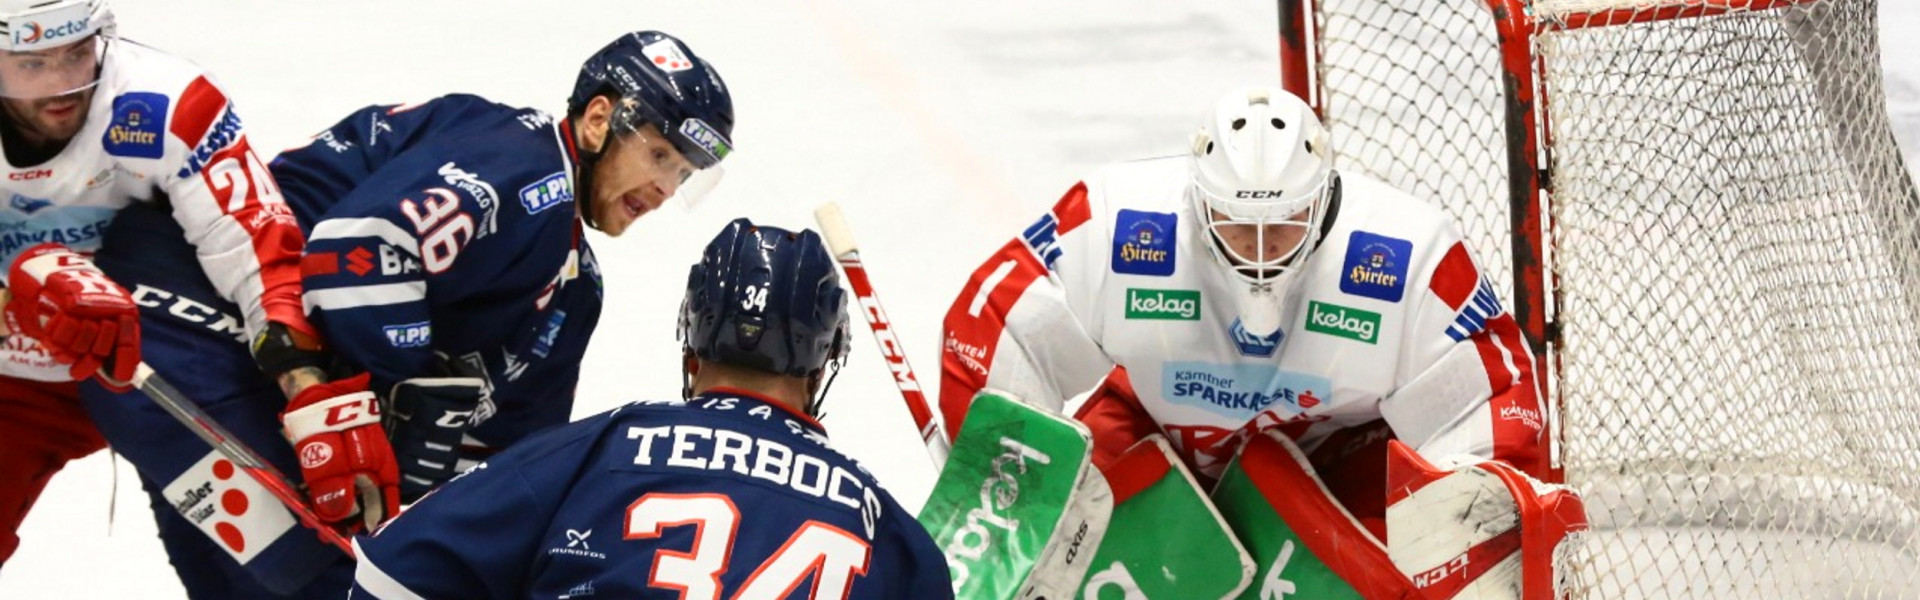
(1111, 209, 1176, 277)
(678, 118, 731, 163)
(383, 321, 431, 348)
(1022, 212, 1064, 270)
(1341, 230, 1413, 302)
(1445, 278, 1505, 342)
(1162, 362, 1331, 419)
(8, 194, 51, 215)
(103, 92, 168, 159)
(1229, 318, 1283, 357)
(532, 309, 567, 358)
(519, 172, 573, 215)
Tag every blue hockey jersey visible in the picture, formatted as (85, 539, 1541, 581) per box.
(270, 95, 602, 448)
(350, 390, 954, 599)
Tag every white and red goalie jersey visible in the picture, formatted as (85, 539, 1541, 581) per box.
(941, 156, 1548, 524)
(0, 39, 307, 380)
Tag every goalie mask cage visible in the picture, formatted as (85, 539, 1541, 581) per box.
(1278, 0, 1920, 597)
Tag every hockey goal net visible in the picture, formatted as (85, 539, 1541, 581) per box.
(1281, 0, 1920, 597)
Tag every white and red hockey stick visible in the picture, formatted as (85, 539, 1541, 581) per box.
(125, 362, 357, 557)
(814, 202, 952, 467)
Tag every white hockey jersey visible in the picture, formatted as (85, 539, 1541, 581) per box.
(940, 156, 1546, 481)
(0, 39, 307, 380)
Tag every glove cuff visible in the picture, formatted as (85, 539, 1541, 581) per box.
(284, 390, 381, 438)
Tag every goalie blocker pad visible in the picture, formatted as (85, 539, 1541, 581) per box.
(1214, 430, 1587, 599)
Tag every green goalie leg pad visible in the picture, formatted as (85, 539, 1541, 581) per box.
(1212, 430, 1421, 600)
(1077, 434, 1253, 599)
(919, 389, 1112, 600)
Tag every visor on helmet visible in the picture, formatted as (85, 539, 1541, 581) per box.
(613, 95, 729, 207)
(0, 32, 102, 100)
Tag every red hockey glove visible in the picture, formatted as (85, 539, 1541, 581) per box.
(4, 243, 141, 384)
(280, 373, 401, 531)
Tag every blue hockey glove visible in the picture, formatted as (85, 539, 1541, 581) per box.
(387, 372, 490, 503)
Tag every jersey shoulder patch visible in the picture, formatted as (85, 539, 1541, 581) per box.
(102, 91, 167, 158)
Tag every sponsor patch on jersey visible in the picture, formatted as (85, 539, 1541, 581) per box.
(1229, 318, 1283, 357)
(531, 309, 567, 358)
(1305, 300, 1380, 344)
(161, 450, 296, 564)
(8, 168, 50, 181)
(1446, 278, 1505, 342)
(642, 38, 694, 72)
(103, 92, 168, 159)
(1340, 230, 1413, 302)
(383, 321, 431, 348)
(1111, 209, 1177, 276)
(547, 527, 607, 560)
(1162, 362, 1331, 419)
(176, 108, 244, 178)
(8, 193, 50, 215)
(1125, 288, 1200, 321)
(519, 171, 573, 215)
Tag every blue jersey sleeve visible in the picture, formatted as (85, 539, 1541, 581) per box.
(876, 505, 957, 598)
(300, 169, 478, 388)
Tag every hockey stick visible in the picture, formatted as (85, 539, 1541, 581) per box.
(124, 362, 356, 557)
(814, 202, 952, 467)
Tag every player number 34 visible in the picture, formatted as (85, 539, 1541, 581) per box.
(627, 493, 873, 599)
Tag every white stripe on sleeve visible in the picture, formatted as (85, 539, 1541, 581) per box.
(311, 217, 419, 248)
(304, 281, 428, 313)
(351, 537, 429, 600)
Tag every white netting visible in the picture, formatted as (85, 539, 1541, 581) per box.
(1312, 0, 1920, 597)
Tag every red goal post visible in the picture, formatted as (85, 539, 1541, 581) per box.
(1279, 0, 1920, 597)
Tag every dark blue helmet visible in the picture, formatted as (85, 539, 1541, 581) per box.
(680, 219, 849, 380)
(569, 30, 733, 169)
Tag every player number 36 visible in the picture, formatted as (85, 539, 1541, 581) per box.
(399, 187, 476, 274)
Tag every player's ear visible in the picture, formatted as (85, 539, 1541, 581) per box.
(577, 95, 616, 154)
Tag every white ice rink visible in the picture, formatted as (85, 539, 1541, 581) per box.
(4, 1, 1919, 598)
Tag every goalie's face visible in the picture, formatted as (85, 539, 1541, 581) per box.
(1206, 207, 1314, 279)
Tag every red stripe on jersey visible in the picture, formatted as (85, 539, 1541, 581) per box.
(169, 76, 228, 145)
(1477, 313, 1548, 480)
(301, 252, 339, 277)
(1051, 183, 1092, 235)
(1429, 242, 1479, 311)
(1104, 437, 1173, 505)
(939, 238, 1049, 440)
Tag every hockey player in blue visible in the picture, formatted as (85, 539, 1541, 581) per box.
(267, 30, 734, 510)
(351, 219, 954, 600)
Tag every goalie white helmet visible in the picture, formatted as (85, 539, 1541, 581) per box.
(0, 0, 113, 99)
(1187, 86, 1334, 286)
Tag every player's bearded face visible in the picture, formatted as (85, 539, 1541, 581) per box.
(588, 123, 695, 237)
(0, 36, 103, 143)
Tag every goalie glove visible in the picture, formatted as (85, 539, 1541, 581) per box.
(387, 358, 491, 503)
(1386, 440, 1588, 599)
(280, 372, 401, 531)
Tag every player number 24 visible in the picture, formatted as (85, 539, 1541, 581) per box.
(627, 493, 873, 600)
